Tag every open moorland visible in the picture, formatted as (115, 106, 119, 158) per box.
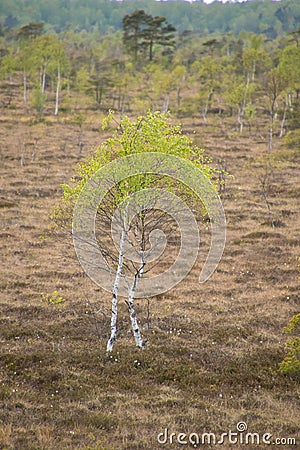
(0, 95, 299, 449)
(0, 2, 300, 446)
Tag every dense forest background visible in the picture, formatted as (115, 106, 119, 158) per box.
(1, 0, 300, 36)
(1, 0, 300, 149)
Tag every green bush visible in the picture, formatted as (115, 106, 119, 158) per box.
(41, 290, 66, 305)
(278, 313, 300, 377)
(31, 87, 47, 114)
(284, 130, 300, 149)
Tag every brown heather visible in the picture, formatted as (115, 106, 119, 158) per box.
(0, 103, 299, 449)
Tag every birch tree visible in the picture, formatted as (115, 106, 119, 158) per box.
(241, 38, 270, 127)
(52, 111, 218, 352)
(263, 67, 287, 151)
(0, 53, 17, 106)
(191, 57, 222, 121)
(50, 42, 68, 116)
(278, 44, 300, 136)
(16, 23, 44, 107)
(31, 34, 65, 96)
(171, 65, 187, 109)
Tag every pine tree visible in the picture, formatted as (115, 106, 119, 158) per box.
(122, 10, 176, 62)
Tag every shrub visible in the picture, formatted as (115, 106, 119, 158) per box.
(278, 313, 300, 377)
(284, 130, 300, 149)
(41, 290, 66, 305)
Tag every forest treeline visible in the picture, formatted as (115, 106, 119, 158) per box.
(1, 3, 300, 150)
(1, 0, 300, 37)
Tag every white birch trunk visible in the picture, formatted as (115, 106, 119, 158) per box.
(23, 71, 27, 106)
(127, 266, 144, 348)
(177, 87, 181, 108)
(202, 90, 213, 122)
(240, 75, 250, 133)
(42, 66, 46, 94)
(106, 228, 127, 352)
(237, 107, 243, 134)
(162, 94, 169, 114)
(202, 102, 208, 122)
(269, 111, 273, 152)
(252, 60, 256, 82)
(279, 96, 288, 138)
(54, 63, 60, 116)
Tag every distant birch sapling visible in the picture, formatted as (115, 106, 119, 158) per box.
(52, 111, 215, 351)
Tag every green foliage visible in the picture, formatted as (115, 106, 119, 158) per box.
(1, 1, 300, 37)
(279, 44, 300, 92)
(30, 87, 46, 113)
(0, 53, 17, 79)
(72, 113, 86, 128)
(122, 9, 176, 62)
(284, 130, 300, 149)
(17, 22, 44, 40)
(52, 111, 214, 233)
(285, 98, 300, 131)
(41, 290, 66, 305)
(2, 5, 300, 128)
(282, 313, 300, 335)
(278, 313, 300, 377)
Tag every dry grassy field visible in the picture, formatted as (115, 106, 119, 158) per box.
(0, 104, 299, 449)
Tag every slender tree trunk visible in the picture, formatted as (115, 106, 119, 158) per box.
(269, 110, 274, 152)
(240, 75, 250, 133)
(252, 60, 256, 82)
(162, 94, 169, 113)
(120, 99, 126, 120)
(237, 107, 243, 133)
(177, 87, 181, 108)
(279, 96, 288, 138)
(203, 90, 213, 122)
(54, 63, 60, 116)
(95, 83, 104, 106)
(7, 74, 13, 106)
(127, 265, 145, 348)
(23, 70, 28, 106)
(117, 87, 122, 110)
(149, 40, 153, 62)
(106, 228, 127, 352)
(41, 66, 46, 94)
